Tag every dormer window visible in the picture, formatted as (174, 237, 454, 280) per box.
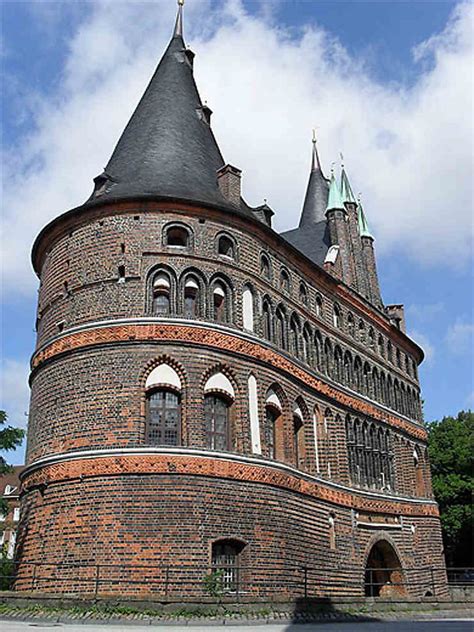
(165, 225, 190, 247)
(217, 235, 235, 259)
(260, 254, 271, 279)
(280, 268, 290, 293)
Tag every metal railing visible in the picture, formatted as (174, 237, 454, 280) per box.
(0, 560, 463, 600)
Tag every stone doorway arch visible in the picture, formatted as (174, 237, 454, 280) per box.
(364, 539, 406, 597)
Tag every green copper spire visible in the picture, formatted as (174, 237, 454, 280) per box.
(358, 201, 374, 239)
(326, 171, 344, 212)
(340, 163, 356, 204)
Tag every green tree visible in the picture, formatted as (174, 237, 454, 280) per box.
(427, 410, 473, 567)
(0, 410, 25, 517)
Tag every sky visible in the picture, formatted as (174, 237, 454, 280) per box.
(1, 0, 473, 465)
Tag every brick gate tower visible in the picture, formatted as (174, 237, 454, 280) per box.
(16, 3, 447, 599)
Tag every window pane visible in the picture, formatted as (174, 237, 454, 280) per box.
(153, 292, 170, 315)
(147, 390, 180, 445)
(205, 395, 229, 450)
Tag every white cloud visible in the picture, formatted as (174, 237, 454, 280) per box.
(0, 358, 31, 431)
(445, 319, 474, 354)
(2, 0, 473, 296)
(409, 329, 435, 365)
(406, 301, 445, 323)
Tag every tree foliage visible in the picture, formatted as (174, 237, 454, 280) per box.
(0, 410, 25, 517)
(427, 410, 473, 567)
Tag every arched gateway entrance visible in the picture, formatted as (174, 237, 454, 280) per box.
(364, 540, 406, 597)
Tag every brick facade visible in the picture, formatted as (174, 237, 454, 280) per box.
(16, 7, 446, 599)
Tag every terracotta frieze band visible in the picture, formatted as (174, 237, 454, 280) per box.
(21, 451, 438, 518)
(31, 322, 427, 440)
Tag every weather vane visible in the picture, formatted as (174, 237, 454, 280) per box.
(312, 128, 317, 143)
(340, 152, 344, 168)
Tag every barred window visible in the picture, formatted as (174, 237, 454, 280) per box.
(211, 540, 245, 592)
(205, 394, 230, 451)
(146, 389, 180, 445)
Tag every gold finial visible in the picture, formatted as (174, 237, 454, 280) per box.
(178, 0, 184, 6)
(312, 128, 317, 144)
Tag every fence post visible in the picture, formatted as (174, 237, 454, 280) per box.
(32, 563, 37, 592)
(165, 564, 169, 598)
(94, 564, 100, 598)
(303, 566, 308, 599)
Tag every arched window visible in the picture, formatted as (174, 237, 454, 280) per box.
(315, 294, 323, 317)
(396, 348, 401, 368)
(344, 351, 353, 385)
(334, 346, 343, 382)
(213, 282, 228, 323)
(363, 362, 371, 396)
(378, 335, 385, 357)
(293, 414, 304, 469)
(260, 254, 271, 279)
(204, 394, 230, 451)
(358, 320, 365, 343)
(146, 389, 181, 446)
(314, 330, 323, 368)
(368, 328, 375, 349)
(217, 234, 235, 259)
(387, 341, 393, 363)
(165, 224, 189, 247)
(289, 314, 299, 357)
(302, 324, 312, 364)
(211, 540, 245, 592)
(152, 272, 171, 316)
(347, 313, 355, 337)
(275, 306, 287, 349)
(184, 276, 200, 319)
(323, 338, 332, 377)
(262, 299, 272, 341)
(299, 283, 308, 305)
(242, 285, 254, 331)
(280, 268, 290, 293)
(265, 387, 284, 460)
(354, 356, 362, 391)
(265, 407, 279, 459)
(333, 304, 342, 328)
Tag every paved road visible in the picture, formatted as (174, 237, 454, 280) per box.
(2, 619, 473, 631)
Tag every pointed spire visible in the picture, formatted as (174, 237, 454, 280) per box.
(340, 159, 356, 204)
(357, 198, 374, 238)
(88, 3, 250, 213)
(326, 170, 344, 213)
(298, 132, 329, 227)
(173, 0, 184, 39)
(311, 129, 322, 172)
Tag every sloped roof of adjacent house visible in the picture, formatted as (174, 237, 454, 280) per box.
(0, 466, 24, 498)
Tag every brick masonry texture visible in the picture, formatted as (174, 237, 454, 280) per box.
(17, 200, 447, 598)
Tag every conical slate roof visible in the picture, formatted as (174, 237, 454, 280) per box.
(326, 172, 344, 212)
(298, 139, 329, 227)
(89, 8, 235, 211)
(340, 166, 356, 204)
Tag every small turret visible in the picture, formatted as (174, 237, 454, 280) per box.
(325, 169, 355, 285)
(358, 200, 382, 308)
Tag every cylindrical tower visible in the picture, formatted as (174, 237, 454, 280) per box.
(16, 5, 447, 600)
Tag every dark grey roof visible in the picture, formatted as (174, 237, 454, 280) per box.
(298, 142, 329, 227)
(280, 219, 331, 267)
(88, 30, 248, 212)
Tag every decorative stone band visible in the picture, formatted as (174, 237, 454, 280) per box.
(21, 448, 439, 518)
(31, 321, 427, 441)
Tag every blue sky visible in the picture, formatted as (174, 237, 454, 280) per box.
(1, 0, 473, 465)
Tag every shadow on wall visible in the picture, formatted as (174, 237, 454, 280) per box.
(283, 597, 382, 627)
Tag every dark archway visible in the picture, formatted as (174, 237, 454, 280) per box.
(364, 539, 406, 597)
